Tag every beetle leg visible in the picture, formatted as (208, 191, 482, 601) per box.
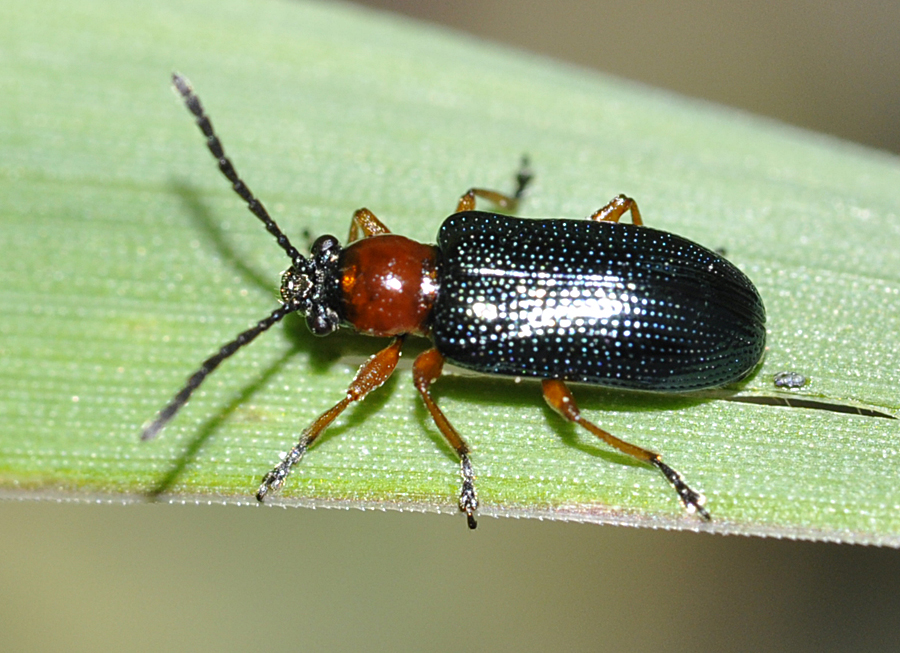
(256, 337, 404, 501)
(348, 207, 392, 243)
(456, 188, 521, 214)
(588, 194, 644, 226)
(412, 347, 479, 529)
(455, 157, 534, 213)
(541, 379, 710, 520)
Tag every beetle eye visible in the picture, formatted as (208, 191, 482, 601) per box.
(306, 304, 340, 335)
(312, 234, 340, 260)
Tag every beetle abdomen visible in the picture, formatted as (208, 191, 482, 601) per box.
(432, 212, 766, 391)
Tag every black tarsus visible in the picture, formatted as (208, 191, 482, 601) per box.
(514, 156, 534, 201)
(652, 459, 711, 521)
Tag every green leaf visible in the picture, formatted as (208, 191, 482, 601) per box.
(2, 0, 899, 544)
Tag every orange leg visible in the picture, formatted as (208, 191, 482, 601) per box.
(456, 188, 522, 214)
(455, 157, 533, 214)
(412, 348, 479, 529)
(588, 194, 643, 225)
(349, 160, 536, 237)
(348, 207, 392, 243)
(541, 379, 710, 520)
(256, 337, 404, 500)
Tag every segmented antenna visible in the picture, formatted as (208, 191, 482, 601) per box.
(171, 73, 304, 266)
(142, 75, 306, 441)
(142, 305, 296, 440)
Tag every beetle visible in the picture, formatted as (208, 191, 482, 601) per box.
(143, 74, 766, 528)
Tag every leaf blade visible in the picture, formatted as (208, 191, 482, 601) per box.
(1, 0, 899, 543)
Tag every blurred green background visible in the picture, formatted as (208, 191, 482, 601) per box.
(3, 1, 900, 651)
(361, 0, 900, 155)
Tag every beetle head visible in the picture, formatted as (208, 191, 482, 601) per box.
(281, 234, 343, 336)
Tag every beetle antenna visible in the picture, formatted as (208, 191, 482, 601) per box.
(142, 305, 297, 441)
(171, 73, 304, 266)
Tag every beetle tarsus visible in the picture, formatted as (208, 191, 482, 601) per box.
(459, 454, 478, 529)
(257, 441, 308, 501)
(652, 458, 711, 521)
(514, 156, 533, 200)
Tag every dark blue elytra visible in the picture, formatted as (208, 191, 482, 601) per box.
(432, 212, 766, 391)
